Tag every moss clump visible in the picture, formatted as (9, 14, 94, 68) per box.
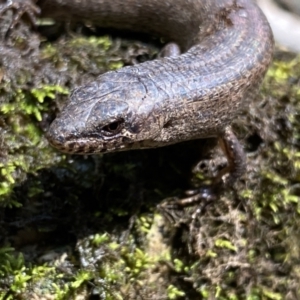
(1, 5, 300, 300)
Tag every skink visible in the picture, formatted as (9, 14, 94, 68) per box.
(1, 0, 274, 187)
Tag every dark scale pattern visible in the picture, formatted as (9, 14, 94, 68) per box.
(37, 0, 274, 183)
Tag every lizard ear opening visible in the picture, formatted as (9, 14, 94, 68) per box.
(101, 119, 125, 136)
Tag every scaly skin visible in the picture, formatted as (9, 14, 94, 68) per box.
(2, 0, 274, 186)
(42, 0, 274, 155)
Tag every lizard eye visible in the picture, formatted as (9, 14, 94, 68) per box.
(101, 119, 124, 136)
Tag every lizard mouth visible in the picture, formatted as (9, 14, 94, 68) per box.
(47, 135, 108, 154)
(45, 120, 101, 154)
(46, 130, 130, 154)
(46, 120, 136, 154)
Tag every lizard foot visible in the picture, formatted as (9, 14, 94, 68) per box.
(159, 126, 245, 224)
(158, 184, 218, 225)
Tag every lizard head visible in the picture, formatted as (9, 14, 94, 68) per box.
(47, 70, 165, 154)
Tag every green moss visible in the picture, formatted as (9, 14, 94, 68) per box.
(167, 285, 185, 299)
(31, 85, 69, 106)
(215, 239, 237, 252)
(1, 85, 67, 122)
(1, 6, 300, 299)
(0, 85, 67, 204)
